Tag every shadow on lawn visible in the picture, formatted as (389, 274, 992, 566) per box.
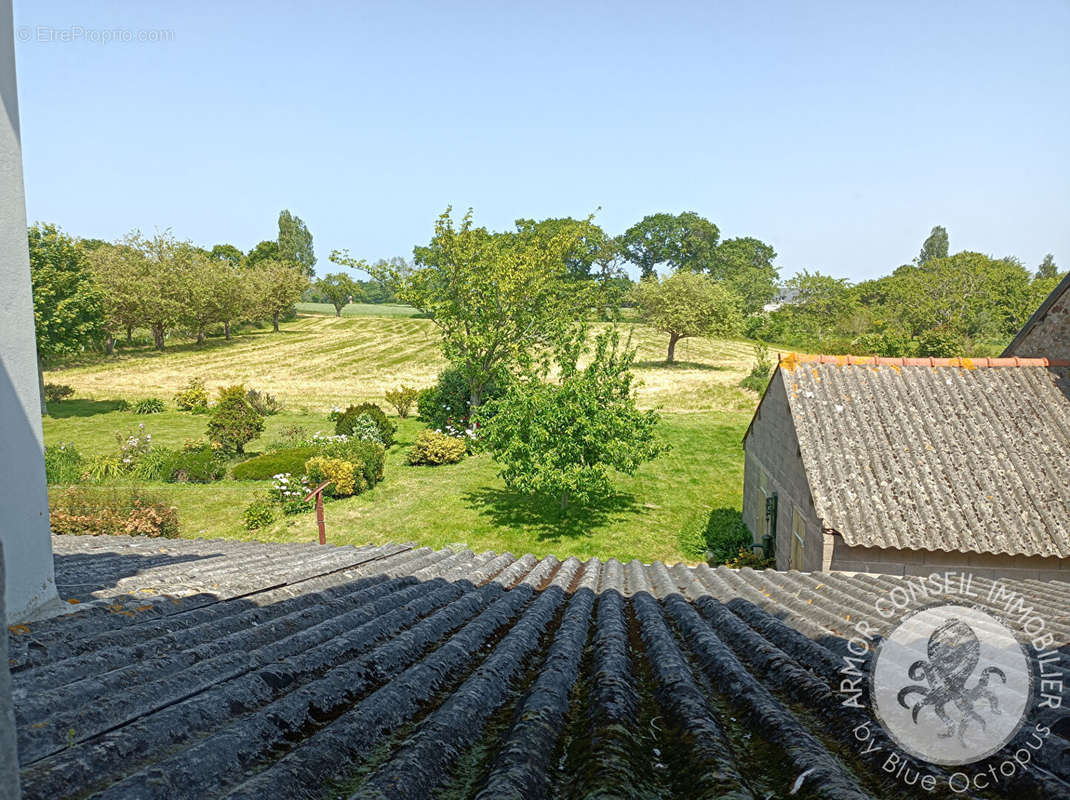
(462, 487, 641, 539)
(45, 399, 128, 419)
(633, 359, 728, 372)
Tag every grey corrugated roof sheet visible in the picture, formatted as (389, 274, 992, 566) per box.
(777, 358, 1070, 558)
(8, 535, 1070, 799)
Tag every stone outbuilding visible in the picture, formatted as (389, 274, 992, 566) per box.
(742, 353, 1070, 579)
(1003, 271, 1070, 360)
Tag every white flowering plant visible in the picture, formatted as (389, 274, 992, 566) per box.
(269, 473, 314, 514)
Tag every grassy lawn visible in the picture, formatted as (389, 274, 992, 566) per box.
(295, 302, 421, 318)
(43, 313, 767, 413)
(43, 410, 750, 564)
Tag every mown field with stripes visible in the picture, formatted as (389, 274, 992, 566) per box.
(44, 309, 766, 413)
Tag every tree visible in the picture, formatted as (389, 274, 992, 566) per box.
(206, 385, 264, 454)
(705, 236, 780, 314)
(631, 271, 743, 363)
(477, 328, 665, 511)
(136, 231, 187, 350)
(178, 249, 238, 344)
(918, 225, 949, 265)
(368, 208, 594, 410)
(513, 217, 618, 281)
(28, 223, 105, 361)
(246, 259, 308, 331)
(1036, 253, 1057, 279)
(277, 210, 316, 276)
(85, 240, 144, 351)
(210, 243, 244, 266)
(245, 239, 280, 268)
(882, 252, 1032, 340)
(316, 272, 362, 316)
(619, 212, 719, 278)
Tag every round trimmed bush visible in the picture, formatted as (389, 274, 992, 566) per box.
(232, 447, 318, 481)
(335, 403, 395, 446)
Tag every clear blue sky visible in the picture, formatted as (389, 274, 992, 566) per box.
(12, 0, 1070, 281)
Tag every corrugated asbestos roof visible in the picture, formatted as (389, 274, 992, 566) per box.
(777, 357, 1070, 558)
(8, 535, 1070, 799)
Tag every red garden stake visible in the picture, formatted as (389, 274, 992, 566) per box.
(303, 480, 333, 545)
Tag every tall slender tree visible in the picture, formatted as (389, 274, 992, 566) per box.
(277, 210, 316, 276)
(918, 226, 949, 265)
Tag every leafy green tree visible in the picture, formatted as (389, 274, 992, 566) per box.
(477, 328, 665, 511)
(1035, 253, 1057, 279)
(245, 259, 309, 331)
(883, 252, 1032, 340)
(513, 217, 618, 281)
(316, 272, 362, 316)
(245, 239, 280, 267)
(28, 223, 105, 361)
(918, 225, 949, 265)
(178, 249, 238, 344)
(705, 236, 779, 314)
(206, 385, 264, 454)
(277, 210, 316, 276)
(368, 208, 594, 409)
(210, 243, 244, 266)
(85, 240, 143, 350)
(630, 271, 743, 362)
(619, 212, 720, 278)
(767, 270, 857, 351)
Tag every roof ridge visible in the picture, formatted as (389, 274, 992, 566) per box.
(776, 352, 1070, 369)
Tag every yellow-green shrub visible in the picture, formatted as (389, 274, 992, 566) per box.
(407, 430, 467, 466)
(304, 456, 358, 497)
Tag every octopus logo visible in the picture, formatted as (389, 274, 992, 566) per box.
(871, 603, 1033, 766)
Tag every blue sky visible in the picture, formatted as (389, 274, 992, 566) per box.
(12, 0, 1070, 281)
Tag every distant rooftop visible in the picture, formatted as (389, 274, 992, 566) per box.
(9, 535, 1069, 799)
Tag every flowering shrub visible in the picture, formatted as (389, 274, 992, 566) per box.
(327, 406, 345, 422)
(174, 379, 210, 412)
(335, 403, 395, 446)
(116, 424, 153, 469)
(407, 430, 467, 466)
(305, 456, 358, 497)
(269, 473, 313, 514)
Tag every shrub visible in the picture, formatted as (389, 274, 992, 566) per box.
(326, 405, 345, 422)
(133, 397, 166, 414)
(417, 365, 506, 434)
(232, 447, 319, 480)
(269, 473, 314, 514)
(724, 547, 775, 570)
(243, 495, 276, 529)
(207, 384, 265, 454)
(44, 442, 84, 483)
(174, 379, 209, 412)
(739, 341, 773, 395)
(335, 403, 395, 446)
(407, 430, 467, 466)
(246, 388, 284, 416)
(346, 414, 384, 445)
(318, 439, 386, 489)
(43, 383, 74, 404)
(49, 486, 178, 538)
(915, 327, 964, 358)
(164, 443, 226, 483)
(305, 456, 357, 497)
(384, 385, 418, 418)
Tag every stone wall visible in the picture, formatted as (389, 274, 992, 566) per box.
(1005, 279, 1070, 360)
(742, 371, 826, 572)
